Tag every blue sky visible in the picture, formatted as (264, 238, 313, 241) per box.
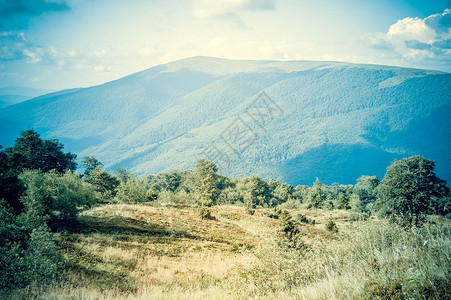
(0, 0, 450, 90)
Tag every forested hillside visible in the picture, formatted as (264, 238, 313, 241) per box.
(0, 57, 450, 185)
(1, 130, 450, 299)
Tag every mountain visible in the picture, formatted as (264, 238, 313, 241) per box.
(0, 86, 53, 109)
(0, 57, 450, 185)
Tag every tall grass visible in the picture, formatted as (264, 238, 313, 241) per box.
(230, 218, 451, 299)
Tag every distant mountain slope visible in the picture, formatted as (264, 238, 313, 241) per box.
(0, 86, 53, 109)
(0, 95, 29, 109)
(0, 57, 450, 185)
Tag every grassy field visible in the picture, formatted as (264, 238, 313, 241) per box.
(6, 203, 451, 299)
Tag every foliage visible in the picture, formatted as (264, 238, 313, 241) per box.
(294, 213, 315, 224)
(0, 198, 60, 290)
(144, 170, 192, 193)
(0, 130, 77, 213)
(245, 207, 255, 215)
(337, 193, 350, 209)
(193, 160, 219, 206)
(243, 175, 270, 208)
(146, 189, 158, 201)
(271, 182, 294, 206)
(115, 167, 132, 183)
(325, 219, 338, 233)
(115, 175, 147, 203)
(19, 170, 98, 230)
(157, 190, 195, 207)
(81, 156, 103, 177)
(84, 166, 120, 201)
(376, 155, 449, 227)
(3, 129, 77, 173)
(198, 207, 215, 220)
(306, 178, 328, 208)
(354, 175, 379, 211)
(278, 210, 305, 251)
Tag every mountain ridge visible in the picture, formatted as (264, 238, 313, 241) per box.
(0, 57, 450, 185)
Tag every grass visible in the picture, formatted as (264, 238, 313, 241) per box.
(3, 204, 450, 299)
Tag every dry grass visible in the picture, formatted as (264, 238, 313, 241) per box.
(4, 204, 450, 299)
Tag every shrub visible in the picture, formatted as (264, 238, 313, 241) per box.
(19, 170, 98, 230)
(325, 220, 338, 233)
(198, 207, 215, 220)
(245, 207, 255, 215)
(278, 210, 305, 251)
(115, 175, 147, 203)
(0, 199, 60, 290)
(295, 213, 315, 224)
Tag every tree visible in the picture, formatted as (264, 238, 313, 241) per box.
(4, 129, 76, 173)
(278, 210, 305, 251)
(0, 198, 60, 290)
(376, 155, 449, 227)
(84, 166, 119, 200)
(19, 170, 98, 230)
(354, 175, 380, 211)
(0, 130, 77, 213)
(115, 175, 147, 203)
(306, 178, 328, 209)
(81, 156, 103, 177)
(115, 167, 131, 183)
(0, 146, 25, 213)
(337, 193, 350, 209)
(193, 159, 219, 206)
(271, 182, 294, 206)
(243, 175, 270, 208)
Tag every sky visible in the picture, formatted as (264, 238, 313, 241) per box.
(0, 0, 450, 91)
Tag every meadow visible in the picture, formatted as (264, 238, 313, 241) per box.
(5, 202, 449, 300)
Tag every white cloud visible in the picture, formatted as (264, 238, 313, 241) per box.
(364, 9, 451, 70)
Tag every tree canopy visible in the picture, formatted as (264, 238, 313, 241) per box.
(376, 155, 449, 227)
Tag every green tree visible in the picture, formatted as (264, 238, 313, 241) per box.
(0, 198, 60, 290)
(376, 155, 449, 227)
(337, 194, 350, 209)
(81, 156, 103, 177)
(115, 175, 147, 203)
(193, 159, 219, 206)
(4, 129, 76, 173)
(292, 185, 307, 203)
(354, 175, 380, 211)
(115, 167, 131, 183)
(271, 182, 294, 206)
(278, 210, 305, 251)
(306, 178, 328, 209)
(243, 175, 269, 208)
(19, 170, 98, 230)
(0, 130, 77, 213)
(84, 166, 120, 201)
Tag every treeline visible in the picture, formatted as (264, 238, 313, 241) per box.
(1, 129, 450, 290)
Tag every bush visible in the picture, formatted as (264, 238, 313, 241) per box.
(325, 220, 338, 233)
(278, 210, 305, 251)
(115, 176, 147, 203)
(19, 170, 98, 230)
(349, 212, 370, 222)
(0, 199, 61, 290)
(295, 213, 315, 224)
(157, 190, 195, 207)
(198, 207, 215, 220)
(245, 207, 255, 215)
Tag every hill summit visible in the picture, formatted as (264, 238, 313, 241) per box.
(0, 56, 450, 184)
